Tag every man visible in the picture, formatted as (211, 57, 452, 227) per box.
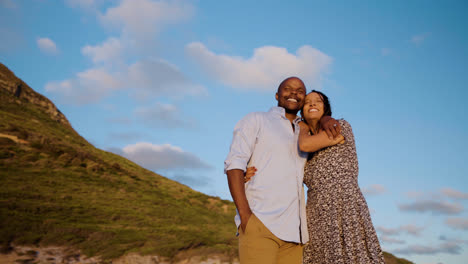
(224, 77, 340, 264)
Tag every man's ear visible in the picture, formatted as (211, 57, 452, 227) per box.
(275, 93, 278, 101)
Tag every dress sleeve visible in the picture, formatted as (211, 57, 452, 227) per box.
(339, 119, 355, 146)
(224, 113, 260, 173)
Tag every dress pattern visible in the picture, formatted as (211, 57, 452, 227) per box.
(303, 119, 385, 264)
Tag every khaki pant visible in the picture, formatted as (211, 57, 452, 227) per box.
(239, 214, 303, 264)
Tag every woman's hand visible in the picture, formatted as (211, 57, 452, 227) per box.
(330, 133, 345, 145)
(244, 167, 257, 183)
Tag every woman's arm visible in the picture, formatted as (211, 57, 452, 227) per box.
(298, 122, 344, 152)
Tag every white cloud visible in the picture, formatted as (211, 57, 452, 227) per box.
(376, 224, 423, 236)
(127, 59, 207, 100)
(393, 241, 462, 255)
(186, 42, 332, 90)
(380, 235, 405, 244)
(441, 188, 468, 200)
(45, 67, 123, 104)
(108, 142, 212, 190)
(393, 236, 468, 256)
(37, 37, 59, 55)
(82, 37, 124, 64)
(362, 184, 386, 196)
(134, 102, 195, 128)
(376, 226, 400, 236)
(121, 142, 212, 171)
(445, 217, 468, 230)
(411, 33, 431, 45)
(400, 224, 424, 236)
(45, 59, 205, 104)
(77, 67, 122, 89)
(398, 200, 463, 215)
(100, 0, 193, 41)
(439, 235, 468, 244)
(48, 0, 203, 107)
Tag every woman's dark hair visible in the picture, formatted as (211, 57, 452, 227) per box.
(301, 90, 332, 120)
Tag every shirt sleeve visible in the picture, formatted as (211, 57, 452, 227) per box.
(224, 112, 260, 174)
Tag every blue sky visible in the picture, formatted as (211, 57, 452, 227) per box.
(1, 0, 468, 263)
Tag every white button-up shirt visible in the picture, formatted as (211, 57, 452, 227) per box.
(224, 106, 309, 244)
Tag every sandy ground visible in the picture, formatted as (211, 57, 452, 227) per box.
(0, 245, 100, 264)
(0, 245, 239, 264)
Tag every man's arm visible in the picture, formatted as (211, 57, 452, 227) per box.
(320, 115, 342, 139)
(224, 113, 258, 232)
(227, 169, 252, 232)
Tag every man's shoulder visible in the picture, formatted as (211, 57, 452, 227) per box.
(239, 110, 270, 122)
(234, 111, 272, 131)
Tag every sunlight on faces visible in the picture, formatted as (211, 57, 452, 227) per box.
(303, 92, 325, 123)
(275, 77, 306, 113)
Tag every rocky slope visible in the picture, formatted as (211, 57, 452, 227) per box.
(0, 63, 70, 126)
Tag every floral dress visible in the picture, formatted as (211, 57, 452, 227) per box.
(303, 119, 385, 264)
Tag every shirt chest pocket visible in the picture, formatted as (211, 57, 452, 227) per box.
(255, 121, 295, 154)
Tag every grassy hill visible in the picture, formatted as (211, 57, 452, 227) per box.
(0, 63, 413, 263)
(0, 63, 238, 260)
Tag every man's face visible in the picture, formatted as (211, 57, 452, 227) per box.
(275, 78, 306, 112)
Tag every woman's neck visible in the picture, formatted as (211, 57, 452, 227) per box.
(308, 119, 320, 134)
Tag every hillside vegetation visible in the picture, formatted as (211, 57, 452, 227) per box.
(0, 63, 237, 260)
(0, 63, 413, 263)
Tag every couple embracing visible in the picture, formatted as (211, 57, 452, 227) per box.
(224, 77, 385, 264)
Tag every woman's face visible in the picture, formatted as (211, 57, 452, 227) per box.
(303, 92, 325, 121)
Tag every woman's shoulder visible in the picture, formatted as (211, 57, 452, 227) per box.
(338, 118, 351, 127)
(337, 118, 354, 137)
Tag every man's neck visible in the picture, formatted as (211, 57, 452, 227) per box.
(284, 111, 298, 123)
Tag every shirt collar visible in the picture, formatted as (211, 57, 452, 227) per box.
(268, 106, 302, 124)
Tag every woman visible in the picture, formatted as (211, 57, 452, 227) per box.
(246, 91, 385, 264)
